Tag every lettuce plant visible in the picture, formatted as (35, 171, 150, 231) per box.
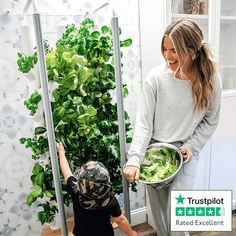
(18, 18, 133, 224)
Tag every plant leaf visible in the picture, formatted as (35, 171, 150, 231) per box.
(86, 106, 97, 116)
(32, 163, 43, 175)
(31, 185, 42, 198)
(44, 190, 54, 198)
(120, 38, 132, 47)
(27, 193, 37, 206)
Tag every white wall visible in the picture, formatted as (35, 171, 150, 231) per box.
(139, 0, 167, 81)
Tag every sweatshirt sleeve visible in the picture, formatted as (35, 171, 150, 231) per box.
(125, 74, 157, 168)
(183, 73, 222, 156)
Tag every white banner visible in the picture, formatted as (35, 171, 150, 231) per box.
(171, 190, 232, 232)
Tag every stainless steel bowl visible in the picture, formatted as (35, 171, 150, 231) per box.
(139, 142, 183, 189)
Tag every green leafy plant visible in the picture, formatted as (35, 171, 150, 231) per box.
(38, 202, 58, 225)
(18, 18, 133, 224)
(140, 147, 180, 182)
(17, 51, 38, 73)
(24, 91, 42, 116)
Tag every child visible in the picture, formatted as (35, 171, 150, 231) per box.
(56, 142, 137, 236)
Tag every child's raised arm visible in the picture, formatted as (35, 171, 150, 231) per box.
(56, 142, 73, 182)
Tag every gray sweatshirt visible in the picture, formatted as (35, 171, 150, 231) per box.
(126, 63, 222, 167)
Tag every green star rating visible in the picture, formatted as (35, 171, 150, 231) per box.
(196, 207, 205, 216)
(175, 207, 224, 216)
(186, 207, 195, 216)
(176, 194, 185, 204)
(216, 207, 225, 216)
(176, 207, 185, 216)
(206, 207, 215, 216)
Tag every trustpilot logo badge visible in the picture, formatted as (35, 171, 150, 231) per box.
(171, 190, 232, 232)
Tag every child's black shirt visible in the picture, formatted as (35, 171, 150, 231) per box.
(67, 176, 122, 236)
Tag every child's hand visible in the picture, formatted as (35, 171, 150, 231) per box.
(56, 142, 65, 156)
(131, 230, 137, 236)
(56, 142, 72, 181)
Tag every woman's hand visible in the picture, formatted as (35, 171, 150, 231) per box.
(180, 146, 193, 164)
(123, 166, 140, 183)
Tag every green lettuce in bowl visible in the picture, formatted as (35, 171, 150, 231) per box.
(139, 143, 183, 188)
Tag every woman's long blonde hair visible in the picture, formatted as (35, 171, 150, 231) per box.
(161, 19, 217, 111)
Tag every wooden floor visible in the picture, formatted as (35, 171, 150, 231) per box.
(131, 212, 236, 236)
(42, 212, 236, 236)
(190, 212, 236, 236)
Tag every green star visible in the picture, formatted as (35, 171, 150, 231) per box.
(176, 194, 185, 204)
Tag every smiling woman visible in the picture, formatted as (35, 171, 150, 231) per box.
(123, 18, 222, 236)
(162, 19, 217, 111)
(162, 36, 178, 73)
(162, 36, 194, 80)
